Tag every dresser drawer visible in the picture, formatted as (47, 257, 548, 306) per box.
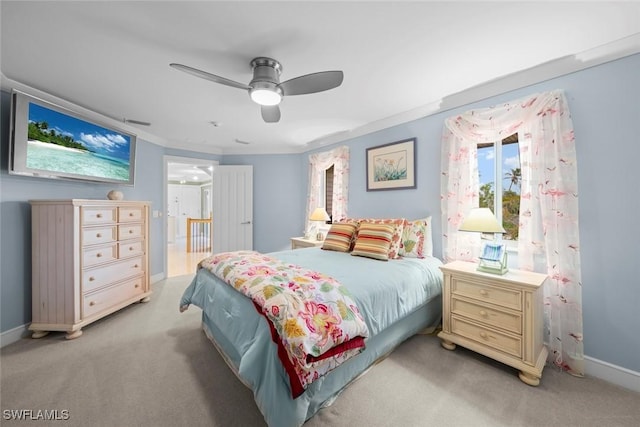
(83, 277, 144, 319)
(451, 316, 522, 358)
(82, 243, 118, 267)
(452, 279, 522, 311)
(119, 206, 144, 223)
(82, 226, 117, 246)
(81, 207, 117, 225)
(118, 224, 143, 240)
(82, 257, 144, 293)
(451, 297, 522, 334)
(118, 240, 144, 258)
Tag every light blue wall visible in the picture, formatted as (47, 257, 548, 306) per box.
(300, 53, 640, 373)
(1, 54, 638, 375)
(0, 89, 168, 330)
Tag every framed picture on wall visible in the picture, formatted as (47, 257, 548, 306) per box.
(366, 138, 416, 191)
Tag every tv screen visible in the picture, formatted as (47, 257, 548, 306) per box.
(9, 90, 136, 185)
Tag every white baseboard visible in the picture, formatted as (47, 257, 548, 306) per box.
(0, 324, 30, 348)
(150, 272, 165, 284)
(584, 355, 640, 393)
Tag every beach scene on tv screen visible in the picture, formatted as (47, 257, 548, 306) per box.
(26, 102, 132, 181)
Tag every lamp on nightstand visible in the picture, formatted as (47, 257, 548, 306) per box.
(459, 208, 508, 275)
(309, 207, 330, 241)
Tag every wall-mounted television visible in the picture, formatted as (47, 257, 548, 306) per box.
(9, 90, 136, 185)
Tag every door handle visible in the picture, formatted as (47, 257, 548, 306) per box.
(241, 221, 251, 225)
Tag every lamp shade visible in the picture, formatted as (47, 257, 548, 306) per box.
(309, 207, 330, 222)
(458, 208, 505, 233)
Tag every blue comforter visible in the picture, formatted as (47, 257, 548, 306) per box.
(180, 247, 443, 427)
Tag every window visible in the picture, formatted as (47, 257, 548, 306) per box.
(324, 165, 334, 223)
(477, 133, 520, 243)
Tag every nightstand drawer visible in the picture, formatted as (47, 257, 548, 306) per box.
(452, 316, 522, 358)
(452, 297, 522, 334)
(452, 279, 522, 311)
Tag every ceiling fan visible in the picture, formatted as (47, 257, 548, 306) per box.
(169, 57, 344, 123)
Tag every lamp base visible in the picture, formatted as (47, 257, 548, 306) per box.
(477, 243, 509, 275)
(477, 262, 509, 275)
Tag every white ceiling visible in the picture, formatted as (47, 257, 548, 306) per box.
(167, 162, 213, 184)
(2, 1, 639, 155)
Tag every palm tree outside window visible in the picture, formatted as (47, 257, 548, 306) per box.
(477, 133, 521, 243)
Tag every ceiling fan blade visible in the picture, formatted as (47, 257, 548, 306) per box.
(261, 105, 281, 123)
(279, 70, 344, 96)
(169, 63, 250, 90)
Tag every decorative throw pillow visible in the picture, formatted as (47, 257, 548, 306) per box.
(341, 218, 362, 250)
(350, 223, 395, 261)
(357, 218, 405, 259)
(322, 223, 358, 252)
(399, 216, 433, 258)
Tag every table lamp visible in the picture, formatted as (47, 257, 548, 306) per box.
(309, 207, 330, 241)
(459, 208, 508, 275)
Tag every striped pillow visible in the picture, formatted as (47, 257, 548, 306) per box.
(322, 223, 358, 252)
(348, 218, 405, 258)
(351, 223, 395, 261)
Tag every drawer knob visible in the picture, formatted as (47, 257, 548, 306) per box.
(129, 212, 134, 217)
(89, 301, 96, 306)
(479, 310, 488, 317)
(96, 214, 102, 218)
(479, 331, 488, 339)
(129, 246, 134, 251)
(96, 233, 102, 238)
(479, 290, 489, 296)
(134, 284, 139, 288)
(134, 264, 139, 268)
(129, 230, 134, 234)
(89, 277, 95, 282)
(96, 253, 102, 258)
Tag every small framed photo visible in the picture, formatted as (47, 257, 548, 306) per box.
(366, 138, 416, 191)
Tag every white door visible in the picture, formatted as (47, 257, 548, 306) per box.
(168, 184, 201, 238)
(213, 165, 253, 253)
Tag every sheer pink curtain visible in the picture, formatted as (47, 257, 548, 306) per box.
(306, 146, 349, 231)
(441, 90, 584, 376)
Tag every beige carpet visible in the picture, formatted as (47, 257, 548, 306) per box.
(2, 275, 639, 427)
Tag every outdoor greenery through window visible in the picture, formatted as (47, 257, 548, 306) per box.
(477, 133, 521, 242)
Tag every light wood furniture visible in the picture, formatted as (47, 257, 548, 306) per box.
(290, 236, 324, 249)
(438, 260, 548, 386)
(29, 199, 152, 339)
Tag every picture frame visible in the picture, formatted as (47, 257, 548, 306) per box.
(366, 138, 416, 191)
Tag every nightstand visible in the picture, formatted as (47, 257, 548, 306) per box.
(438, 260, 548, 386)
(290, 237, 324, 250)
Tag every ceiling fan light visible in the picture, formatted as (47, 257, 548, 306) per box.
(250, 88, 282, 106)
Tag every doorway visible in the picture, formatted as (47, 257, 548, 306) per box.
(164, 155, 218, 277)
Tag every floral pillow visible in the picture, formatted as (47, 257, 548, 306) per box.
(399, 216, 433, 258)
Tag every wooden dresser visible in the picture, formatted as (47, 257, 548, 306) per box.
(438, 260, 548, 385)
(29, 199, 151, 339)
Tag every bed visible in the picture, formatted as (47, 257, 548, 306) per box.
(180, 246, 443, 427)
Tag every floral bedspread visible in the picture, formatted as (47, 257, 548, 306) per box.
(198, 250, 369, 397)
